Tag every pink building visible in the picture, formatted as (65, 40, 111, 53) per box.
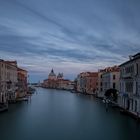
(76, 72, 98, 94)
(84, 72, 98, 94)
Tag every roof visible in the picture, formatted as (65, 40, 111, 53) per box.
(57, 73, 63, 78)
(132, 52, 140, 58)
(5, 61, 17, 66)
(49, 69, 56, 76)
(0, 60, 17, 68)
(18, 67, 28, 72)
(86, 72, 98, 77)
(98, 66, 120, 73)
(119, 52, 140, 67)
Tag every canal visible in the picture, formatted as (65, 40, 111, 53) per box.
(0, 88, 140, 140)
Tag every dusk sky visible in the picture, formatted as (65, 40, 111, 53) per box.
(0, 0, 140, 82)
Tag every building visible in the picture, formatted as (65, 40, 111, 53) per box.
(43, 69, 74, 90)
(97, 66, 120, 98)
(0, 60, 18, 103)
(76, 72, 98, 94)
(43, 79, 49, 88)
(0, 59, 7, 104)
(0, 59, 28, 104)
(56, 73, 64, 89)
(119, 53, 140, 115)
(85, 72, 98, 94)
(47, 69, 57, 88)
(5, 61, 18, 101)
(58, 79, 70, 90)
(76, 72, 87, 93)
(17, 68, 28, 98)
(97, 69, 104, 98)
(102, 66, 120, 93)
(48, 69, 56, 80)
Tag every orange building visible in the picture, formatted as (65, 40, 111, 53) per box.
(76, 72, 98, 94)
(16, 68, 28, 98)
(85, 72, 98, 94)
(0, 60, 28, 102)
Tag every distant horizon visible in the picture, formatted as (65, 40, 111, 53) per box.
(0, 0, 140, 82)
(1, 52, 139, 83)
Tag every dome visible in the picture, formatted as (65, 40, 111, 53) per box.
(49, 69, 56, 77)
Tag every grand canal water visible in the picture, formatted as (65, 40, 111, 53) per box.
(0, 88, 140, 140)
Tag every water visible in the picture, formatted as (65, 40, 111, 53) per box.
(0, 88, 140, 140)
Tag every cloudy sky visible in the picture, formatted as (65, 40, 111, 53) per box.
(0, 0, 140, 82)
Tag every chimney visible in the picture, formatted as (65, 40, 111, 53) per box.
(129, 55, 133, 60)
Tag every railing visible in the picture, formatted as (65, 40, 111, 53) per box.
(121, 73, 133, 78)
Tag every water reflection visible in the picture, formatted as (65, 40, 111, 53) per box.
(0, 88, 140, 140)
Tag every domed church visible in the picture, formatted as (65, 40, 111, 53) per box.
(48, 69, 56, 80)
(43, 69, 73, 90)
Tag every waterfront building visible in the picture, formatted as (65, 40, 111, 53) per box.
(59, 80, 75, 90)
(0, 60, 18, 103)
(102, 66, 120, 93)
(76, 72, 86, 93)
(47, 69, 57, 88)
(57, 73, 63, 80)
(0, 59, 7, 103)
(48, 69, 56, 80)
(97, 66, 120, 98)
(97, 69, 104, 98)
(43, 69, 74, 90)
(0, 59, 28, 103)
(85, 72, 98, 94)
(56, 73, 64, 89)
(76, 74, 81, 92)
(17, 68, 28, 98)
(43, 79, 49, 88)
(119, 53, 140, 115)
(5, 61, 18, 101)
(76, 72, 98, 94)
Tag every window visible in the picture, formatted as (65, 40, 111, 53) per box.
(136, 63, 138, 75)
(100, 75, 102, 78)
(136, 82, 138, 95)
(100, 82, 102, 86)
(132, 100, 133, 111)
(125, 65, 134, 74)
(125, 82, 133, 93)
(113, 83, 116, 89)
(113, 75, 116, 80)
(135, 100, 137, 112)
(100, 88, 102, 92)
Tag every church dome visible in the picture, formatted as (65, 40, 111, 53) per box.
(49, 69, 56, 77)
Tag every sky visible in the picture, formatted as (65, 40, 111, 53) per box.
(0, 0, 140, 82)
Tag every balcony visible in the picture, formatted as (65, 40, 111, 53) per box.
(121, 73, 134, 79)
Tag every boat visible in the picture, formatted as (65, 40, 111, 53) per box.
(0, 104, 8, 112)
(27, 86, 36, 94)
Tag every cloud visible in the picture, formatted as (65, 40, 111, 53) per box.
(0, 0, 140, 82)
